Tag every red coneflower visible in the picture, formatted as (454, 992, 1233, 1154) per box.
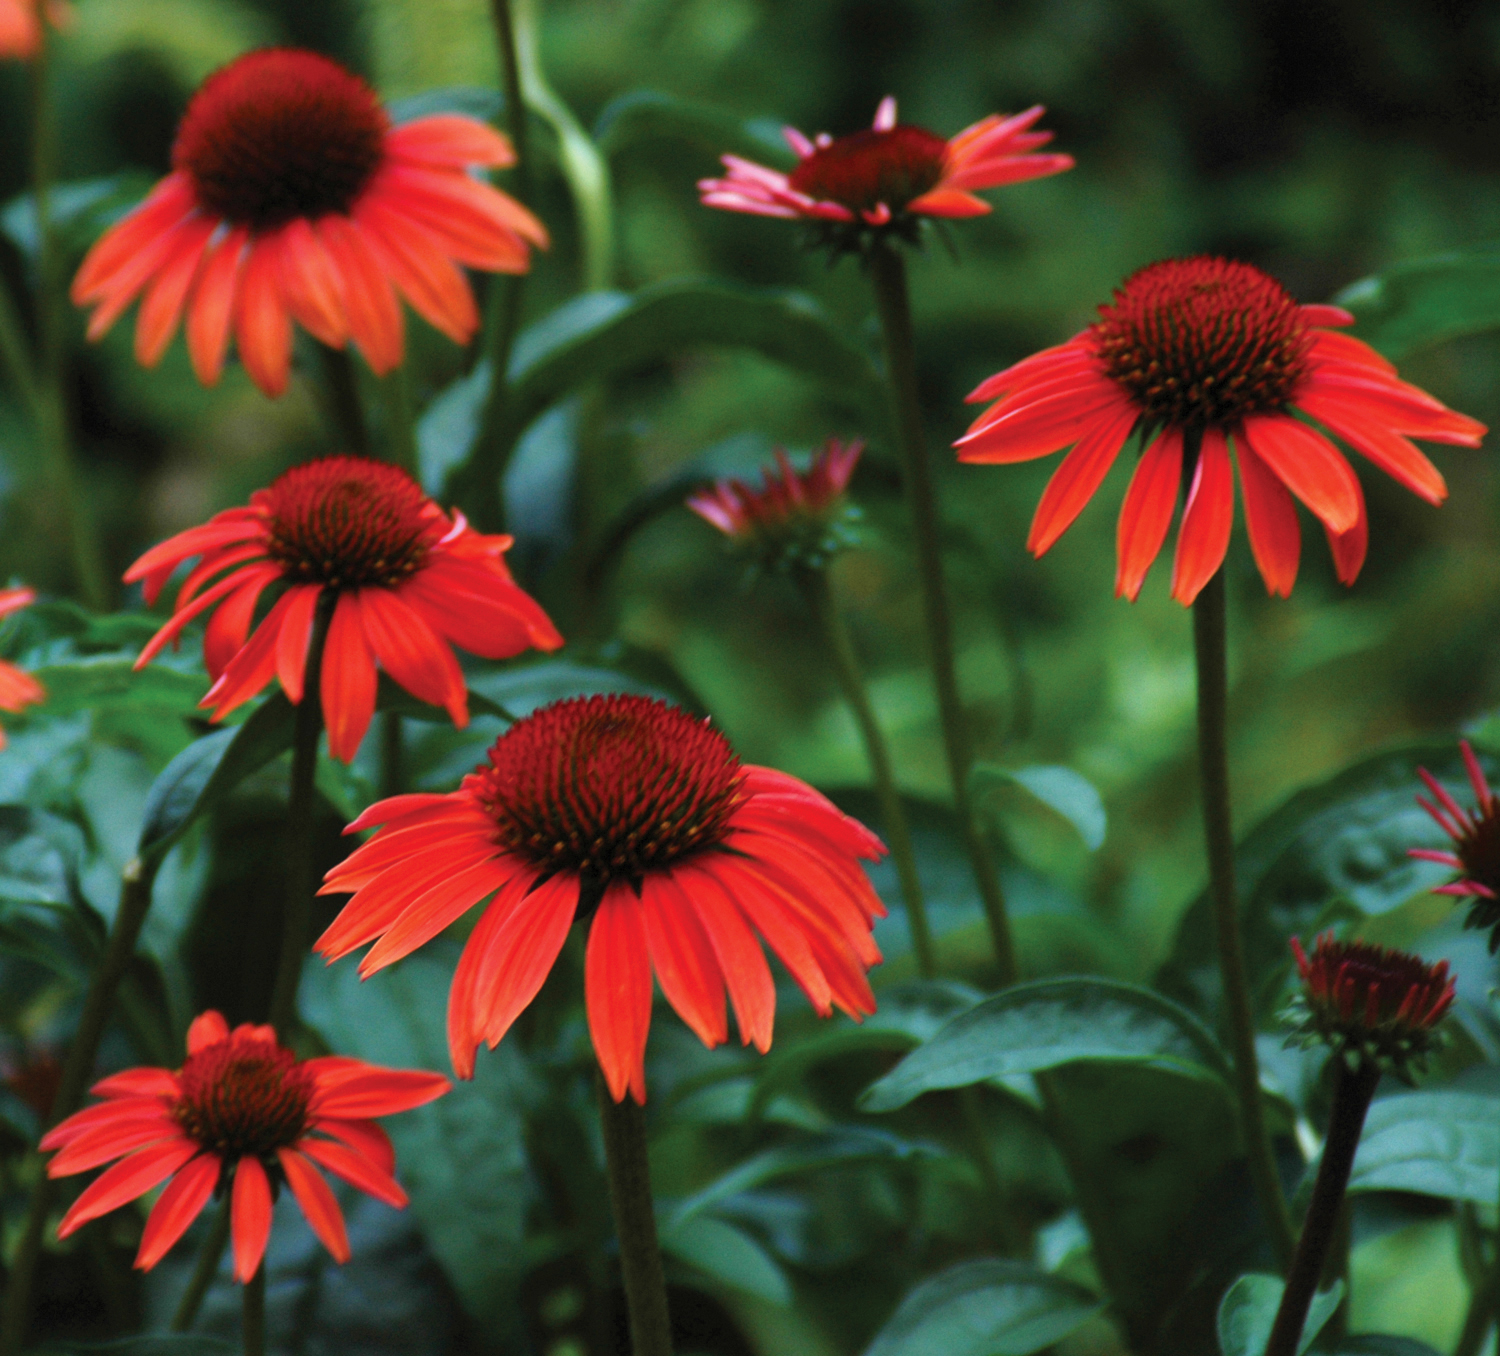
(71, 48, 548, 397)
(0, 0, 66, 59)
(699, 97, 1071, 250)
(958, 256, 1487, 604)
(125, 456, 562, 762)
(42, 1011, 448, 1279)
(0, 586, 44, 746)
(317, 693, 887, 1103)
(1412, 739, 1500, 950)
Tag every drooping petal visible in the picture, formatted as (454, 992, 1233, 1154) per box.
(1240, 416, 1361, 535)
(277, 1148, 349, 1263)
(1170, 428, 1234, 606)
(199, 580, 305, 720)
(385, 115, 516, 169)
(186, 226, 248, 387)
(356, 858, 512, 976)
(585, 883, 654, 1104)
(88, 1067, 181, 1101)
(41, 1096, 175, 1152)
(352, 587, 466, 724)
(277, 217, 347, 348)
(134, 216, 215, 367)
(641, 874, 727, 1049)
(1114, 427, 1183, 601)
(274, 584, 323, 704)
(1296, 390, 1448, 504)
(47, 1114, 182, 1176)
(309, 1118, 395, 1176)
(1026, 398, 1137, 556)
(354, 201, 478, 344)
(318, 214, 403, 375)
(307, 1064, 450, 1120)
(1323, 471, 1368, 585)
(57, 1139, 199, 1238)
(1234, 431, 1300, 598)
(298, 1136, 408, 1208)
(72, 175, 197, 303)
(134, 1151, 219, 1271)
(320, 593, 378, 763)
(231, 1154, 273, 1281)
(234, 238, 294, 397)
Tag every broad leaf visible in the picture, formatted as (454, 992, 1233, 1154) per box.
(1334, 1339, 1443, 1356)
(860, 977, 1231, 1114)
(595, 89, 794, 165)
(1217, 1273, 1343, 1356)
(1349, 1091, 1500, 1203)
(659, 1213, 792, 1306)
(971, 763, 1107, 850)
(1337, 247, 1500, 358)
(862, 1258, 1101, 1356)
(23, 654, 205, 720)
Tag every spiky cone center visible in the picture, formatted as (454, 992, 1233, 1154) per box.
(474, 694, 745, 888)
(1091, 256, 1312, 430)
(262, 456, 435, 589)
(173, 1036, 313, 1160)
(788, 125, 947, 214)
(1285, 934, 1455, 1076)
(1455, 804, 1500, 897)
(173, 48, 389, 231)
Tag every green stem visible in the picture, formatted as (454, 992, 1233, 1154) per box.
(266, 595, 334, 1039)
(170, 1196, 231, 1332)
(482, 0, 530, 399)
(1264, 1059, 1380, 1356)
(242, 1265, 266, 1356)
(379, 710, 403, 800)
(316, 343, 370, 456)
(1452, 1164, 1500, 1356)
(795, 563, 935, 978)
(0, 858, 159, 1356)
(596, 1077, 673, 1356)
(1193, 569, 1296, 1270)
(379, 366, 417, 476)
(865, 238, 1015, 983)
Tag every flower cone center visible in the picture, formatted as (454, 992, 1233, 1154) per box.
(1299, 937, 1453, 1037)
(173, 48, 389, 230)
(788, 125, 947, 214)
(1457, 807, 1500, 895)
(174, 1038, 312, 1159)
(262, 456, 434, 589)
(1091, 256, 1311, 429)
(476, 694, 745, 885)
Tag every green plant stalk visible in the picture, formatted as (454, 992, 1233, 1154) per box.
(1452, 1167, 1500, 1356)
(267, 595, 335, 1038)
(316, 344, 370, 456)
(482, 0, 531, 397)
(596, 1077, 673, 1356)
(0, 857, 159, 1356)
(794, 563, 935, 977)
(1263, 1058, 1381, 1356)
(242, 1264, 266, 1356)
(171, 1197, 231, 1332)
(380, 366, 418, 475)
(865, 238, 1015, 983)
(1193, 570, 1296, 1270)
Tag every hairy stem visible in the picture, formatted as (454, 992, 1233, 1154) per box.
(0, 858, 159, 1356)
(596, 1077, 673, 1356)
(242, 1265, 266, 1356)
(865, 238, 1014, 983)
(795, 563, 934, 977)
(171, 1197, 231, 1332)
(1193, 570, 1296, 1270)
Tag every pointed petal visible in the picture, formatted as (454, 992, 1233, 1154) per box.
(277, 217, 347, 348)
(310, 1118, 395, 1176)
(1234, 431, 1300, 598)
(277, 1148, 349, 1263)
(1026, 400, 1135, 555)
(321, 593, 378, 763)
(57, 1139, 198, 1237)
(585, 883, 654, 1104)
(673, 863, 776, 1052)
(298, 1136, 407, 1208)
(134, 216, 215, 367)
(134, 1151, 218, 1271)
(353, 588, 466, 724)
(357, 858, 511, 976)
(186, 226, 248, 387)
(231, 1154, 273, 1281)
(1114, 427, 1183, 601)
(354, 202, 478, 344)
(317, 215, 404, 375)
(234, 238, 294, 397)
(308, 1065, 450, 1120)
(1170, 428, 1234, 606)
(1297, 390, 1448, 504)
(385, 116, 515, 169)
(444, 871, 533, 1078)
(641, 874, 727, 1049)
(1241, 416, 1360, 534)
(1323, 472, 1367, 585)
(274, 584, 322, 704)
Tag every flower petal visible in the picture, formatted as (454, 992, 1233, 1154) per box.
(1240, 416, 1360, 535)
(186, 226, 248, 388)
(1170, 428, 1234, 606)
(321, 593, 378, 763)
(352, 587, 466, 724)
(1114, 427, 1183, 601)
(135, 1151, 219, 1271)
(298, 1136, 408, 1209)
(586, 883, 654, 1104)
(1026, 399, 1136, 556)
(231, 1154, 273, 1281)
(641, 873, 727, 1049)
(234, 238, 294, 397)
(1234, 431, 1300, 598)
(277, 1148, 349, 1263)
(57, 1138, 199, 1238)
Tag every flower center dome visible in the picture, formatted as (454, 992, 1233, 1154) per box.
(476, 694, 745, 885)
(262, 456, 435, 590)
(788, 125, 947, 214)
(1455, 804, 1500, 897)
(173, 1036, 312, 1159)
(173, 49, 389, 231)
(1091, 257, 1311, 429)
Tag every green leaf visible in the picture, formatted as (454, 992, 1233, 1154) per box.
(24, 655, 206, 720)
(860, 977, 1231, 1114)
(862, 1259, 1101, 1356)
(1336, 246, 1500, 359)
(659, 1213, 793, 1306)
(971, 763, 1107, 851)
(594, 89, 794, 166)
(1217, 1273, 1343, 1356)
(1349, 1091, 1500, 1203)
(1334, 1338, 1443, 1356)
(55, 1338, 239, 1355)
(469, 651, 705, 718)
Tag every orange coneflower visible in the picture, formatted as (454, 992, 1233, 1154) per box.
(42, 1011, 448, 1279)
(126, 456, 562, 762)
(317, 693, 887, 1103)
(72, 48, 548, 397)
(958, 256, 1487, 604)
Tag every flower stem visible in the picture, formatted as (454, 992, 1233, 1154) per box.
(0, 858, 159, 1356)
(242, 1265, 266, 1356)
(170, 1196, 231, 1332)
(266, 595, 335, 1039)
(1192, 569, 1295, 1270)
(379, 366, 418, 476)
(865, 238, 1015, 984)
(316, 344, 370, 457)
(483, 0, 530, 398)
(795, 563, 935, 977)
(596, 1076, 673, 1356)
(1453, 1168, 1500, 1356)
(1263, 1058, 1381, 1356)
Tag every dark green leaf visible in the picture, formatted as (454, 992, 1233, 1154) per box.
(24, 655, 205, 720)
(595, 89, 794, 166)
(860, 977, 1231, 1114)
(469, 651, 704, 718)
(1336, 247, 1500, 358)
(1217, 1273, 1343, 1356)
(971, 763, 1107, 851)
(659, 1213, 792, 1306)
(862, 1259, 1101, 1356)
(1334, 1338, 1443, 1356)
(1349, 1091, 1499, 1203)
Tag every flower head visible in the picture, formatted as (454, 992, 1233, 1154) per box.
(958, 256, 1487, 604)
(1284, 933, 1454, 1077)
(0, 586, 44, 747)
(0, 0, 68, 60)
(42, 1011, 448, 1279)
(1412, 740, 1500, 950)
(687, 437, 863, 571)
(317, 693, 887, 1103)
(699, 97, 1071, 253)
(71, 48, 548, 397)
(125, 455, 562, 762)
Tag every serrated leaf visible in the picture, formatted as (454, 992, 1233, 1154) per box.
(1217, 1273, 1343, 1356)
(659, 1213, 792, 1306)
(1336, 247, 1500, 358)
(862, 1258, 1101, 1356)
(1349, 1091, 1500, 1203)
(971, 763, 1107, 850)
(860, 977, 1231, 1114)
(594, 89, 794, 166)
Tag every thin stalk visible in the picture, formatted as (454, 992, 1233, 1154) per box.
(379, 710, 403, 800)
(596, 1077, 673, 1356)
(266, 595, 335, 1038)
(1453, 1165, 1500, 1356)
(242, 1265, 266, 1356)
(1263, 1059, 1381, 1356)
(170, 1197, 231, 1332)
(379, 366, 418, 476)
(865, 238, 1015, 983)
(483, 0, 530, 394)
(29, 22, 106, 610)
(1193, 569, 1296, 1270)
(795, 563, 935, 977)
(316, 344, 370, 456)
(0, 276, 39, 420)
(0, 858, 159, 1356)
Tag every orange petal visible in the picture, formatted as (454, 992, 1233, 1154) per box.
(1241, 416, 1360, 535)
(297, 1137, 407, 1209)
(585, 883, 654, 1104)
(641, 874, 727, 1049)
(134, 1151, 218, 1271)
(186, 1010, 229, 1053)
(277, 1148, 349, 1263)
(1114, 427, 1183, 601)
(673, 863, 776, 1052)
(1234, 432, 1300, 598)
(186, 226, 248, 387)
(1026, 400, 1136, 556)
(1324, 473, 1368, 585)
(354, 201, 478, 344)
(385, 115, 516, 169)
(317, 215, 403, 375)
(57, 1139, 198, 1238)
(230, 1154, 273, 1281)
(278, 218, 348, 348)
(235, 238, 294, 397)
(1170, 428, 1235, 606)
(134, 216, 215, 367)
(320, 593, 377, 763)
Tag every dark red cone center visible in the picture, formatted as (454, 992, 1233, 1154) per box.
(1297, 935, 1454, 1035)
(173, 48, 389, 231)
(1456, 806, 1500, 895)
(475, 694, 745, 884)
(1091, 256, 1311, 429)
(173, 1036, 312, 1159)
(262, 456, 435, 590)
(788, 125, 948, 214)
